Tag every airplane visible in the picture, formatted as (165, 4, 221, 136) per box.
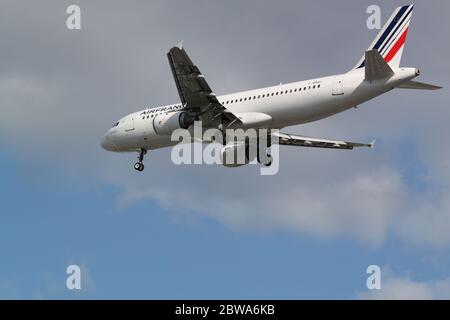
(101, 4, 441, 172)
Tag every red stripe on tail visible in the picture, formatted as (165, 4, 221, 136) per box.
(385, 27, 409, 63)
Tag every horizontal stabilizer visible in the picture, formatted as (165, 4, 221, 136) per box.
(397, 80, 442, 90)
(365, 50, 394, 81)
(273, 132, 374, 150)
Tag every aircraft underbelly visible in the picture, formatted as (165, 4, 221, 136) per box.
(267, 83, 388, 127)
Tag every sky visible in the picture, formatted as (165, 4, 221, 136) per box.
(1, 0, 450, 299)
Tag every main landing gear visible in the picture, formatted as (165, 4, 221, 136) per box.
(134, 148, 147, 172)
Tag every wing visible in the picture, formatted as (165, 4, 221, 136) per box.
(167, 43, 241, 127)
(274, 132, 375, 150)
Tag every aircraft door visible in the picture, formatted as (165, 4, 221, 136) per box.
(332, 78, 344, 96)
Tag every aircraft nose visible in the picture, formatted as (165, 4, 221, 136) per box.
(101, 134, 109, 150)
(101, 132, 115, 151)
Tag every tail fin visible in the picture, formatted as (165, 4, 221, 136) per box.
(354, 4, 414, 69)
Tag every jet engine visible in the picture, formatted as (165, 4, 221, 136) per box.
(153, 111, 195, 135)
(220, 141, 257, 167)
(220, 137, 273, 167)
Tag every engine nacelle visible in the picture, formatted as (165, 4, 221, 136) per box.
(232, 112, 272, 129)
(220, 142, 257, 167)
(153, 111, 195, 135)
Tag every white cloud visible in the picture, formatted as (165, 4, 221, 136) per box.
(117, 161, 404, 246)
(398, 193, 450, 248)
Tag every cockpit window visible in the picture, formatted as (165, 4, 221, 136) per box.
(112, 122, 119, 127)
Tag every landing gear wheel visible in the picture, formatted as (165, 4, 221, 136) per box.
(134, 148, 147, 172)
(256, 133, 272, 167)
(134, 162, 144, 172)
(257, 153, 272, 167)
(262, 155, 272, 167)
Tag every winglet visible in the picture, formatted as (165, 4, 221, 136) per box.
(177, 40, 184, 50)
(369, 139, 376, 149)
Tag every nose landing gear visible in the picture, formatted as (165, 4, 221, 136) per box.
(134, 148, 147, 172)
(134, 162, 144, 171)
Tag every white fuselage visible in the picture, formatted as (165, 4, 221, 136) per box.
(101, 67, 418, 152)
